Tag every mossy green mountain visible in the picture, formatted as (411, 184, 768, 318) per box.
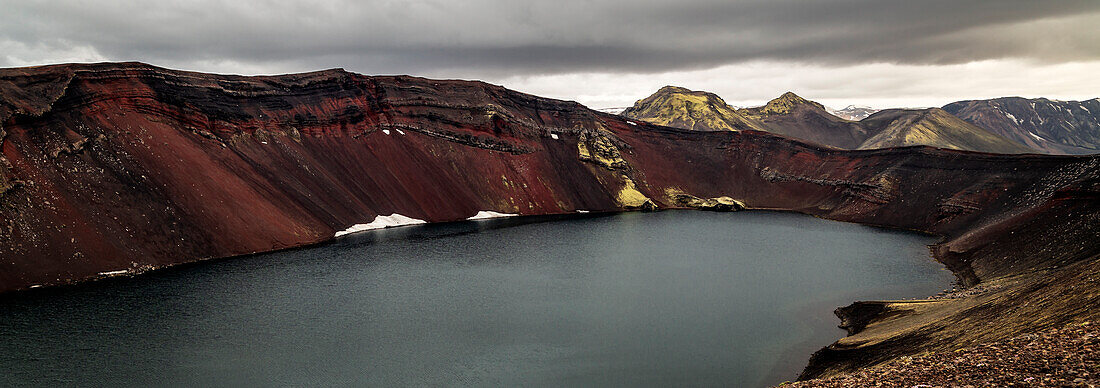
(620, 86, 768, 132)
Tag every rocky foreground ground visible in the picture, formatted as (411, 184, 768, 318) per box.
(785, 322, 1099, 387)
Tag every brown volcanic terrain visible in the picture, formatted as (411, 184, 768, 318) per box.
(1, 63, 1098, 383)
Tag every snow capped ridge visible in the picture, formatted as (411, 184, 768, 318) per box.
(827, 105, 880, 120)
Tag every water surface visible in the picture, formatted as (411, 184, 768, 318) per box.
(0, 211, 952, 387)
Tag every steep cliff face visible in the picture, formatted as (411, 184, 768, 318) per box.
(943, 97, 1100, 155)
(0, 62, 1097, 381)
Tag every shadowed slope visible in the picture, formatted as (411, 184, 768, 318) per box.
(859, 108, 1035, 154)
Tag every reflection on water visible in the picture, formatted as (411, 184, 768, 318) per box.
(0, 211, 951, 387)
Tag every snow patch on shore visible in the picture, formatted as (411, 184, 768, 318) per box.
(335, 214, 427, 237)
(466, 211, 518, 220)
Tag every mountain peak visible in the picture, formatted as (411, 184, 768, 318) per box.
(758, 91, 824, 115)
(656, 85, 692, 94)
(779, 91, 803, 100)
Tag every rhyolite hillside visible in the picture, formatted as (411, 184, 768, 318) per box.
(944, 97, 1100, 155)
(857, 108, 1034, 153)
(0, 62, 1097, 383)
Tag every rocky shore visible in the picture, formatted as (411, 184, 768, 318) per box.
(786, 322, 1099, 387)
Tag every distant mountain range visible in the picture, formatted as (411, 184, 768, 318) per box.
(622, 86, 1033, 154)
(943, 97, 1100, 155)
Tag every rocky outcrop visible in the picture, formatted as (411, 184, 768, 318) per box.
(669, 192, 745, 212)
(0, 62, 1096, 383)
(944, 97, 1100, 155)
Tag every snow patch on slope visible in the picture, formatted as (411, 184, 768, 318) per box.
(335, 214, 427, 237)
(466, 211, 518, 220)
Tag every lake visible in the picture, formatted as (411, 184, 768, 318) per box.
(0, 211, 952, 387)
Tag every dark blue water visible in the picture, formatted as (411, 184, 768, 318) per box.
(0, 211, 951, 387)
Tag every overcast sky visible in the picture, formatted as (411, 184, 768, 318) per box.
(2, 0, 1099, 109)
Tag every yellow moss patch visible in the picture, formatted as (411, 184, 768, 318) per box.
(616, 178, 652, 208)
(577, 133, 628, 170)
(663, 187, 687, 202)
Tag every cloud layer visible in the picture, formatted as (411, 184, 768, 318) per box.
(2, 0, 1098, 107)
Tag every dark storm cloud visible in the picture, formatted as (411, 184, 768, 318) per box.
(1, 0, 1098, 75)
